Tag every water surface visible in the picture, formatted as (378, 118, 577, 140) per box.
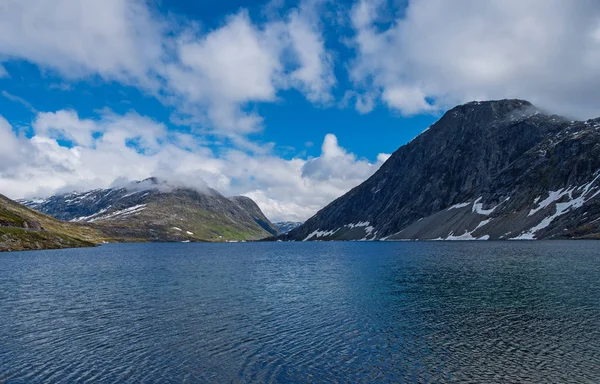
(1, 241, 599, 383)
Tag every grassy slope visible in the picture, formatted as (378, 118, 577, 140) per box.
(0, 194, 108, 252)
(1, 188, 274, 251)
(95, 197, 270, 242)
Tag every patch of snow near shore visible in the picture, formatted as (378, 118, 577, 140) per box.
(444, 230, 489, 241)
(445, 231, 476, 240)
(303, 228, 339, 241)
(472, 197, 508, 215)
(474, 219, 492, 231)
(303, 221, 377, 241)
(347, 222, 377, 240)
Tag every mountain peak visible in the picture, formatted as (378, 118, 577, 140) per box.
(445, 99, 538, 121)
(282, 99, 600, 241)
(461, 98, 533, 108)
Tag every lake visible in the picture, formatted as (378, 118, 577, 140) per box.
(1, 241, 599, 383)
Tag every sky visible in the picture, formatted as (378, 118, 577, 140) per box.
(1, 0, 600, 222)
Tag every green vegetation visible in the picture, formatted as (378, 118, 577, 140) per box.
(0, 227, 94, 252)
(0, 194, 107, 252)
(0, 207, 26, 227)
(1, 186, 277, 252)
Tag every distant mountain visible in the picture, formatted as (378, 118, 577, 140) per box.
(274, 221, 303, 234)
(20, 178, 279, 242)
(282, 99, 600, 241)
(0, 194, 104, 251)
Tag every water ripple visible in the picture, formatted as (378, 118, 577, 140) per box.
(1, 241, 600, 383)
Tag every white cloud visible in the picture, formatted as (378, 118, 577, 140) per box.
(0, 116, 24, 167)
(301, 134, 378, 183)
(169, 12, 280, 105)
(0, 111, 388, 222)
(163, 11, 281, 134)
(0, 0, 336, 135)
(286, 4, 336, 104)
(33, 110, 98, 146)
(0, 0, 164, 87)
(349, 0, 600, 118)
(163, 4, 336, 134)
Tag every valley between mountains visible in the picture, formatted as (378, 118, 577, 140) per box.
(2, 99, 600, 251)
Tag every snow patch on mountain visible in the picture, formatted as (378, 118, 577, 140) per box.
(472, 197, 508, 215)
(91, 204, 147, 222)
(447, 202, 470, 210)
(303, 228, 339, 241)
(513, 174, 600, 240)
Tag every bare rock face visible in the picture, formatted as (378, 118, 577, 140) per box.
(23, 220, 43, 230)
(282, 99, 600, 241)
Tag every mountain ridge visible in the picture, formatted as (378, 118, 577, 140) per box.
(281, 99, 600, 241)
(19, 179, 279, 243)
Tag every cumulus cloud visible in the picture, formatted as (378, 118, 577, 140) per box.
(0, 0, 336, 135)
(0, 0, 164, 87)
(349, 0, 600, 118)
(302, 134, 376, 182)
(163, 4, 336, 134)
(0, 111, 388, 222)
(286, 3, 336, 104)
(0, 116, 24, 167)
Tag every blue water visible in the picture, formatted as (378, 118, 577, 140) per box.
(1, 241, 600, 383)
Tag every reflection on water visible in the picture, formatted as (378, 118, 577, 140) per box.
(1, 241, 599, 383)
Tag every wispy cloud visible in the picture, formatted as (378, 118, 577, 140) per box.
(1, 91, 38, 113)
(0, 0, 336, 137)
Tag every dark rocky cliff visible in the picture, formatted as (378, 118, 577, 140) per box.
(282, 99, 600, 241)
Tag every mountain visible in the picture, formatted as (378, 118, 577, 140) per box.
(274, 221, 303, 234)
(228, 196, 279, 236)
(0, 194, 105, 251)
(282, 99, 600, 241)
(19, 178, 278, 242)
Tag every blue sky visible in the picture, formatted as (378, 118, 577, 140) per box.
(0, 0, 599, 221)
(0, 0, 436, 161)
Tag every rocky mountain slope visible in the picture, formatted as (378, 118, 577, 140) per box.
(20, 178, 278, 242)
(282, 99, 600, 241)
(0, 194, 104, 251)
(274, 222, 303, 234)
